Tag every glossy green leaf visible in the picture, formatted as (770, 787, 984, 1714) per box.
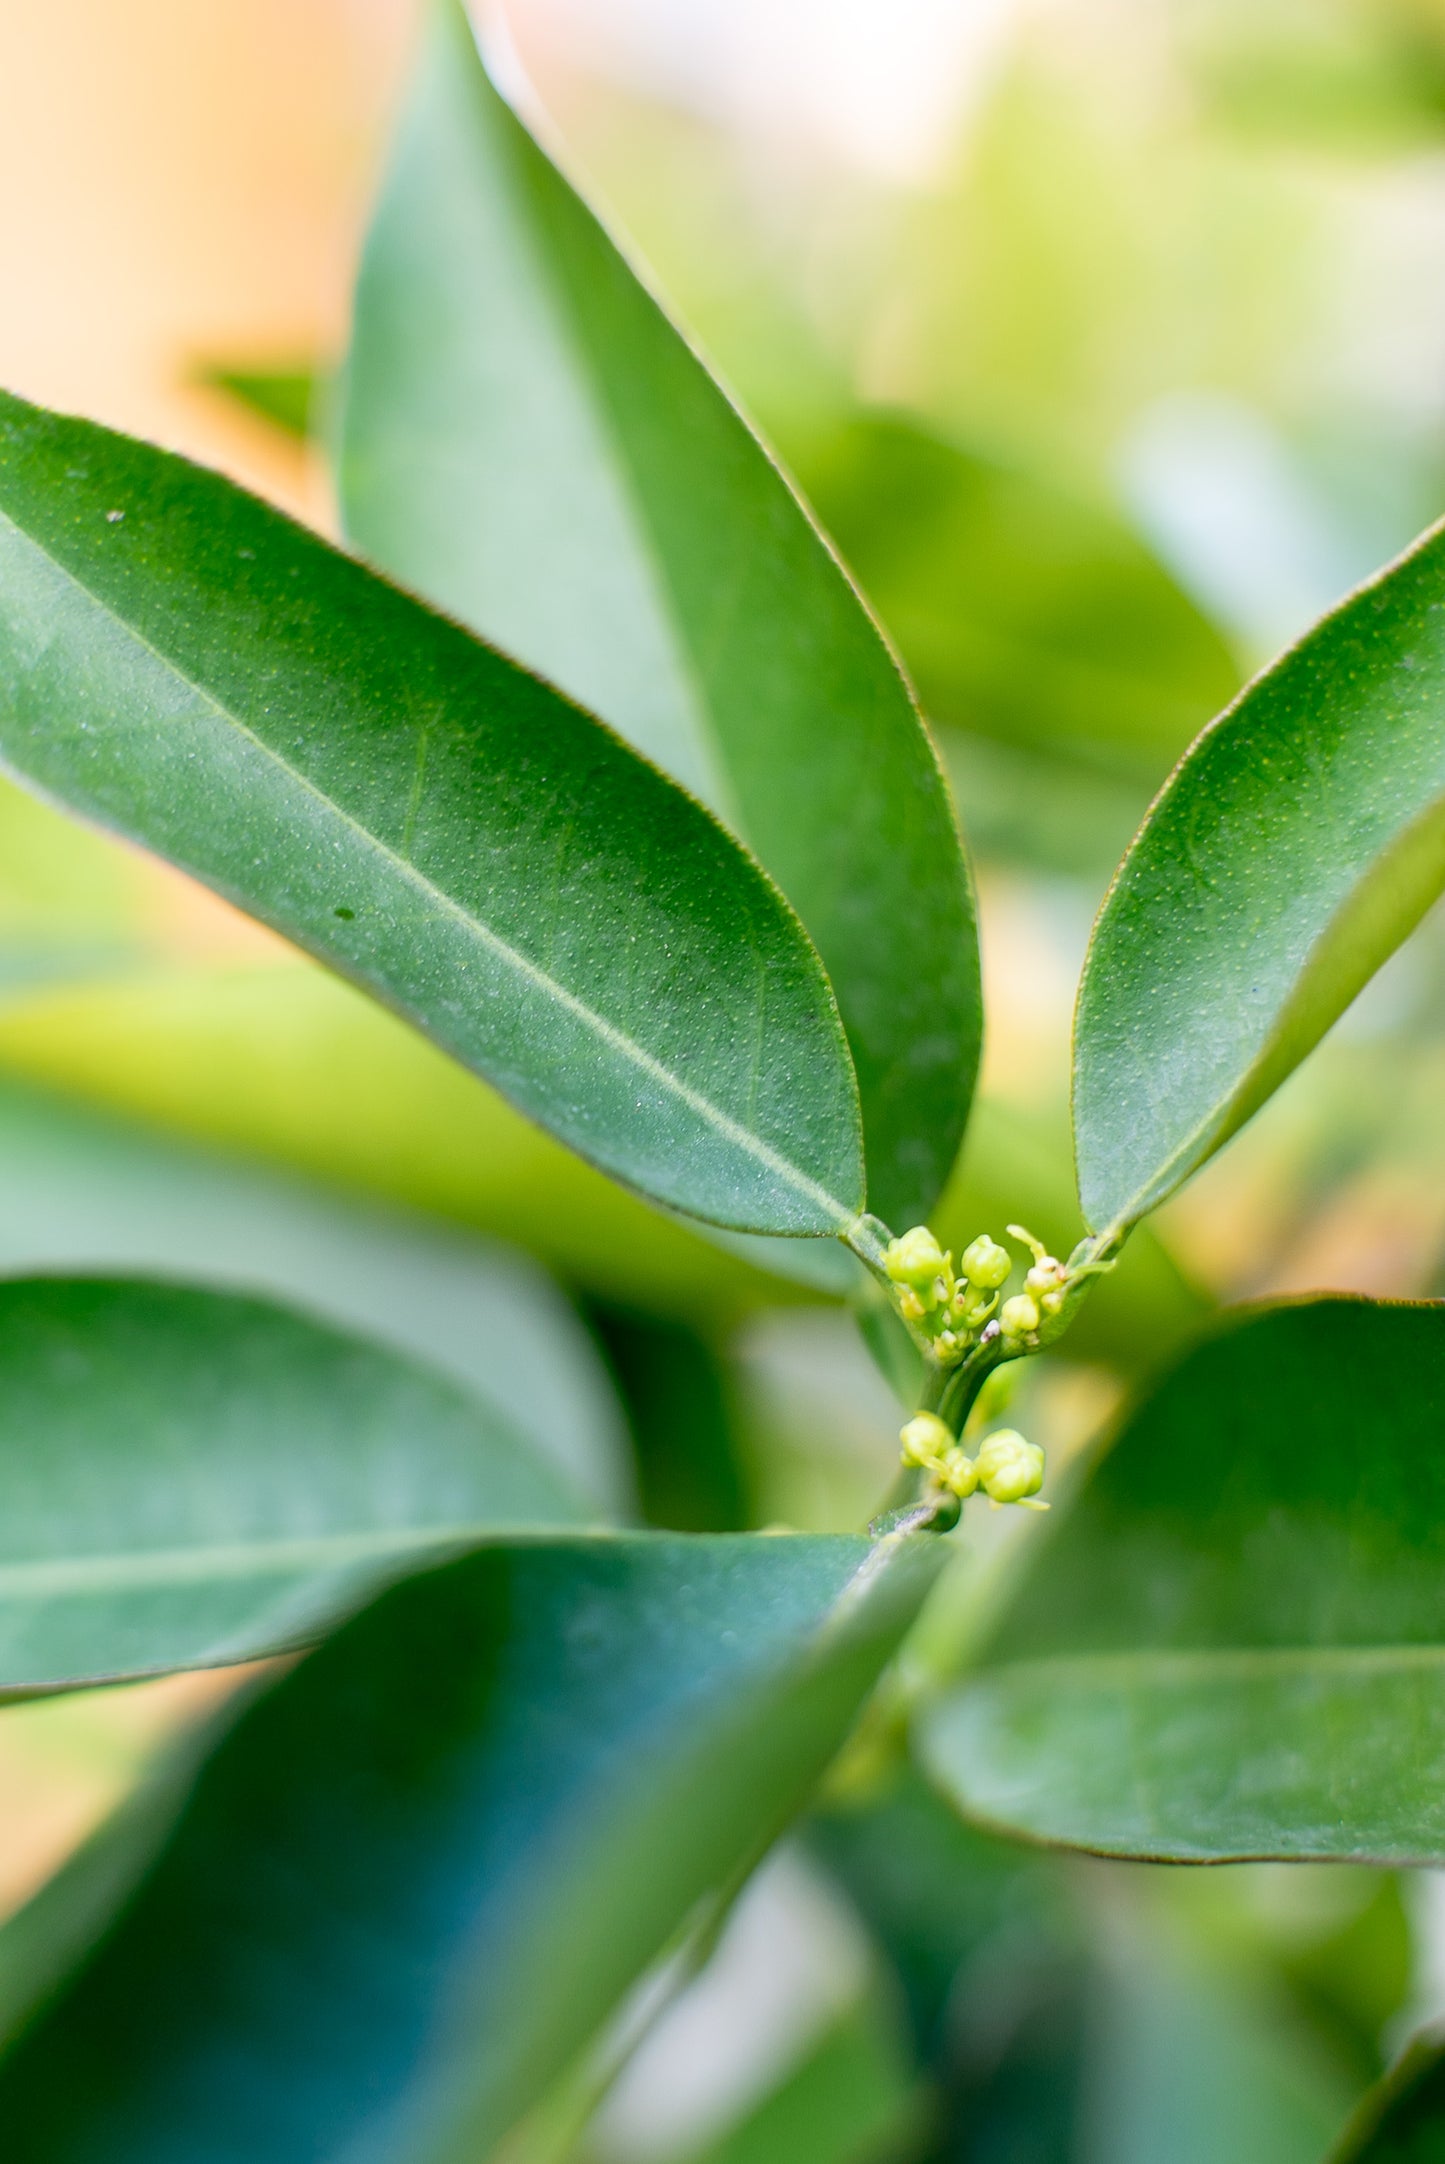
(338, 0, 978, 1230)
(0, 1530, 943, 2160)
(923, 1297, 1445, 1862)
(0, 959, 826, 1323)
(0, 1071, 631, 1513)
(1074, 521, 1445, 1236)
(0, 1276, 584, 1692)
(797, 411, 1239, 782)
(0, 388, 862, 1237)
(1329, 2027, 1445, 2163)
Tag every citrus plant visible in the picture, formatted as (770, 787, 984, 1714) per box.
(0, 4, 1442, 2157)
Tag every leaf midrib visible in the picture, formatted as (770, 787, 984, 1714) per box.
(0, 505, 850, 1227)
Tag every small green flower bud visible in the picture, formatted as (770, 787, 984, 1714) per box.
(1024, 1257, 1067, 1298)
(975, 1429, 1045, 1503)
(899, 1412, 952, 1470)
(1006, 1223, 1050, 1267)
(940, 1446, 978, 1498)
(998, 1293, 1040, 1343)
(884, 1227, 948, 1293)
(961, 1234, 1012, 1290)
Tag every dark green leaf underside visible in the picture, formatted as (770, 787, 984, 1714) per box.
(0, 389, 862, 1236)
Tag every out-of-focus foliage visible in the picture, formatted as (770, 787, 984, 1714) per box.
(798, 411, 1238, 781)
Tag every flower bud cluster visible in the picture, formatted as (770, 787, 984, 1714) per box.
(899, 1413, 1046, 1509)
(997, 1225, 1071, 1353)
(881, 1224, 1013, 1367)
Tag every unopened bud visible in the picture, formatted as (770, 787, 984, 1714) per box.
(998, 1293, 1040, 1344)
(899, 1412, 952, 1470)
(1024, 1257, 1067, 1298)
(940, 1446, 978, 1498)
(884, 1227, 948, 1294)
(961, 1235, 1012, 1290)
(974, 1429, 1045, 1503)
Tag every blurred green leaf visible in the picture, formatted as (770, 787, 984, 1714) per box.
(587, 1305, 751, 1532)
(0, 961, 828, 1324)
(196, 365, 318, 442)
(0, 388, 862, 1237)
(1329, 2024, 1445, 2161)
(1187, 1, 1445, 153)
(0, 1530, 943, 2159)
(0, 1276, 585, 1691)
(1074, 522, 1445, 1237)
(798, 412, 1238, 782)
(339, 0, 978, 1230)
(0, 1073, 631, 1513)
(813, 1762, 1087, 2160)
(674, 2001, 919, 2164)
(936, 730, 1154, 882)
(924, 1297, 1445, 1862)
(1083, 1933, 1350, 2164)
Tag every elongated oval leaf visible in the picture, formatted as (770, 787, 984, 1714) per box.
(922, 1298, 1445, 1863)
(1074, 523, 1445, 1236)
(0, 1276, 585, 1691)
(0, 1072, 631, 1513)
(339, 0, 979, 1230)
(0, 389, 862, 1237)
(0, 1530, 943, 2160)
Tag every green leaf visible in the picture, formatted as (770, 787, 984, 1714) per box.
(195, 364, 318, 443)
(922, 1297, 1445, 1863)
(797, 411, 1239, 783)
(0, 960, 830, 1323)
(675, 2003, 920, 2164)
(0, 1070, 631, 1514)
(338, 0, 978, 1230)
(586, 1304, 750, 1531)
(0, 1275, 584, 1692)
(0, 388, 862, 1238)
(1082, 1935, 1352, 2164)
(1329, 2028, 1445, 2163)
(0, 1530, 943, 2159)
(1074, 521, 1445, 1236)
